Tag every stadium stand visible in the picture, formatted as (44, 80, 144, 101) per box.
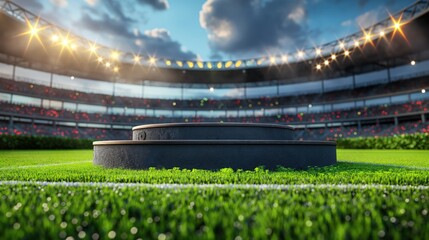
(0, 0, 428, 142)
(1, 77, 429, 109)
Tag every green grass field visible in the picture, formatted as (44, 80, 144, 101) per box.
(0, 149, 428, 239)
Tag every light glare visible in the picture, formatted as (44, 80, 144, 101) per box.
(62, 38, 69, 46)
(111, 51, 119, 60)
(149, 57, 156, 64)
(395, 22, 401, 29)
(134, 55, 141, 63)
(51, 35, 59, 42)
(281, 55, 288, 63)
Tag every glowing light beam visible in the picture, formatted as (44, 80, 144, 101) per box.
(18, 17, 48, 54)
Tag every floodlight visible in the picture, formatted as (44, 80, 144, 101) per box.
(281, 55, 288, 63)
(134, 55, 141, 63)
(51, 34, 59, 42)
(225, 61, 233, 68)
(235, 60, 242, 68)
(62, 38, 69, 46)
(187, 61, 194, 68)
(395, 22, 401, 29)
(149, 57, 156, 64)
(111, 51, 119, 60)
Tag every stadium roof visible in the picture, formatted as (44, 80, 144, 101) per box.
(0, 0, 429, 85)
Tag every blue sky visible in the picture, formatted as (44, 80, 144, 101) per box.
(14, 0, 407, 61)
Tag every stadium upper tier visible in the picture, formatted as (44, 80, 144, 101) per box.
(0, 0, 429, 84)
(1, 90, 427, 127)
(1, 75, 428, 112)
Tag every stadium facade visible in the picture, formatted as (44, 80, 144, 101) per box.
(0, 0, 428, 141)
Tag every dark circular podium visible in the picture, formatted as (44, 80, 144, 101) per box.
(93, 123, 336, 170)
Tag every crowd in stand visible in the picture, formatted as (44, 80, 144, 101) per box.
(1, 77, 428, 110)
(1, 120, 427, 141)
(0, 123, 131, 140)
(2, 100, 427, 125)
(1, 76, 428, 141)
(296, 121, 429, 140)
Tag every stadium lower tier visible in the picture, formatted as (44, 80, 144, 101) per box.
(0, 101, 427, 124)
(1, 120, 428, 141)
(0, 122, 131, 140)
(1, 76, 429, 109)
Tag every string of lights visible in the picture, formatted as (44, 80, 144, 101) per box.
(1, 0, 428, 73)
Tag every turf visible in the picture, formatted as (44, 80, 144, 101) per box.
(0, 149, 428, 239)
(337, 149, 429, 168)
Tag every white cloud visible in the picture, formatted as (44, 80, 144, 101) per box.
(199, 0, 308, 55)
(49, 0, 68, 8)
(288, 7, 305, 24)
(341, 20, 353, 27)
(356, 10, 378, 28)
(143, 28, 171, 41)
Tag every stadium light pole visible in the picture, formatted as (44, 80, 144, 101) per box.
(141, 80, 145, 99)
(12, 64, 16, 81)
(49, 72, 53, 88)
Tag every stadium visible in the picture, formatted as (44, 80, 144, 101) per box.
(0, 0, 428, 239)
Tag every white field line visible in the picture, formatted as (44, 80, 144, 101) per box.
(0, 181, 428, 190)
(0, 160, 92, 170)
